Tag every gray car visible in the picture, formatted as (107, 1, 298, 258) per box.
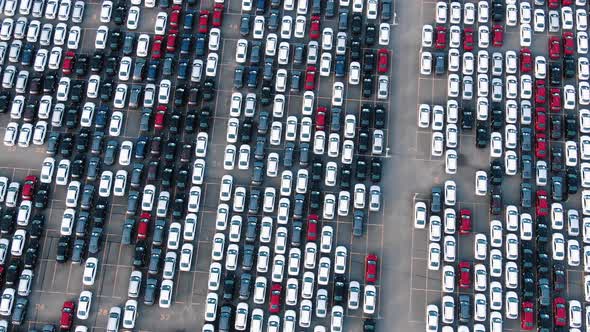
(80, 184, 95, 210)
(127, 191, 140, 216)
(75, 211, 90, 237)
(71, 239, 85, 264)
(458, 295, 471, 323)
(148, 247, 162, 275)
(11, 297, 27, 325)
(248, 189, 261, 214)
(239, 273, 251, 300)
(144, 278, 158, 305)
(128, 85, 142, 109)
(353, 209, 365, 236)
(121, 218, 135, 245)
(293, 194, 305, 219)
(123, 34, 135, 55)
(86, 157, 101, 181)
(104, 140, 119, 166)
(88, 227, 103, 254)
(242, 244, 255, 271)
(152, 219, 166, 246)
(219, 306, 232, 332)
(132, 59, 146, 82)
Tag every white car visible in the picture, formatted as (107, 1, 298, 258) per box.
(155, 12, 167, 35)
(443, 236, 456, 263)
(127, 6, 140, 30)
(435, 2, 447, 24)
(474, 233, 487, 260)
(425, 304, 439, 331)
(332, 82, 344, 106)
(475, 171, 487, 196)
(474, 264, 487, 292)
(553, 232, 566, 261)
(504, 261, 518, 289)
(363, 285, 377, 314)
(442, 265, 455, 293)
(568, 239, 581, 266)
(520, 23, 532, 46)
(422, 24, 433, 47)
(77, 291, 93, 320)
(82, 257, 98, 286)
(95, 25, 108, 50)
(431, 132, 444, 157)
(441, 295, 454, 324)
(552, 203, 565, 230)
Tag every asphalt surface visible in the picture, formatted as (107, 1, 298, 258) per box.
(5, 0, 573, 331)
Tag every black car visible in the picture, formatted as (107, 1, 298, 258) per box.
(234, 65, 244, 89)
(490, 160, 504, 185)
(564, 55, 576, 78)
(370, 158, 382, 183)
(490, 186, 502, 215)
(553, 263, 567, 293)
(94, 199, 108, 226)
(550, 115, 562, 139)
(550, 63, 562, 86)
(133, 241, 147, 267)
(199, 108, 211, 131)
(100, 81, 113, 102)
(567, 167, 579, 194)
(351, 13, 362, 35)
(30, 215, 44, 239)
(476, 121, 490, 147)
(362, 75, 373, 97)
(34, 183, 49, 209)
(105, 56, 119, 76)
(333, 276, 346, 305)
(223, 273, 235, 300)
(202, 79, 215, 101)
(74, 55, 88, 76)
(56, 236, 71, 263)
(366, 26, 378, 45)
(90, 52, 104, 73)
(565, 112, 577, 140)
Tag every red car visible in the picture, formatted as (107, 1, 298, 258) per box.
(154, 106, 167, 130)
(137, 212, 151, 240)
(563, 0, 574, 5)
(521, 302, 535, 330)
(548, 0, 560, 8)
(550, 88, 561, 112)
(269, 284, 282, 313)
(166, 33, 177, 53)
(458, 261, 471, 289)
(212, 4, 224, 27)
(377, 49, 389, 74)
(198, 10, 209, 34)
(536, 189, 549, 216)
(62, 51, 75, 75)
(435, 26, 446, 49)
(459, 209, 471, 235)
(535, 107, 547, 132)
(492, 25, 504, 47)
(21, 175, 37, 201)
(310, 16, 321, 40)
(60, 301, 75, 330)
(520, 48, 532, 72)
(170, 5, 181, 30)
(553, 297, 567, 327)
(307, 214, 318, 240)
(536, 134, 548, 159)
(563, 32, 575, 55)
(365, 254, 378, 283)
(535, 80, 546, 104)
(463, 28, 474, 51)
(549, 36, 561, 59)
(305, 66, 316, 91)
(152, 36, 164, 60)
(315, 107, 326, 130)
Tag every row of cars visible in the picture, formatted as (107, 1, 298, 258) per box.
(200, 0, 390, 330)
(418, 0, 590, 330)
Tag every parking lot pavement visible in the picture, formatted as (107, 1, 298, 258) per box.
(0, 0, 440, 330)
